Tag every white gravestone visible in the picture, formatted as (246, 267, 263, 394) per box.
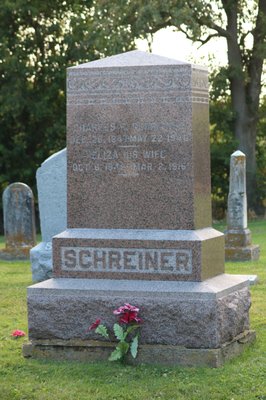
(30, 148, 67, 281)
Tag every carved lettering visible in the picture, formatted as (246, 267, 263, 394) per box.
(60, 247, 193, 275)
(109, 251, 122, 269)
(143, 150, 166, 159)
(160, 252, 174, 271)
(79, 250, 92, 268)
(94, 250, 107, 269)
(63, 249, 76, 269)
(123, 251, 137, 270)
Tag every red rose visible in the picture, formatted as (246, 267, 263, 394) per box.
(119, 311, 143, 324)
(113, 303, 139, 315)
(88, 319, 101, 331)
(11, 329, 26, 338)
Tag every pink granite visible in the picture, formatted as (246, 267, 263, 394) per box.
(25, 52, 254, 368)
(53, 228, 224, 281)
(54, 50, 224, 281)
(66, 51, 211, 230)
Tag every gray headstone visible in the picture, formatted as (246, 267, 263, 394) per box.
(225, 150, 260, 261)
(2, 182, 36, 258)
(30, 148, 67, 281)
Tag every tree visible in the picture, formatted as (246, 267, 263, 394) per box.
(0, 0, 134, 208)
(92, 0, 266, 211)
(0, 1, 89, 191)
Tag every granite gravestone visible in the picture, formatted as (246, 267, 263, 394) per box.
(53, 51, 224, 281)
(24, 51, 255, 367)
(225, 150, 260, 261)
(2, 183, 36, 259)
(30, 148, 67, 281)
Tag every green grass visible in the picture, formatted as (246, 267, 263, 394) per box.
(0, 221, 265, 400)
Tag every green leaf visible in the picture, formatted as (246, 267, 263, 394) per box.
(125, 324, 140, 336)
(118, 341, 129, 355)
(130, 335, 139, 359)
(113, 323, 126, 341)
(109, 347, 122, 361)
(95, 324, 109, 339)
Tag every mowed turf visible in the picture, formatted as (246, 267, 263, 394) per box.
(0, 220, 265, 400)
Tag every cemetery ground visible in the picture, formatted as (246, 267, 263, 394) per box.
(0, 221, 265, 400)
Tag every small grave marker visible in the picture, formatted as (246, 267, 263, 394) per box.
(2, 182, 36, 259)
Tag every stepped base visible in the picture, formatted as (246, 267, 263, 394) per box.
(225, 245, 260, 262)
(23, 330, 256, 368)
(24, 273, 254, 367)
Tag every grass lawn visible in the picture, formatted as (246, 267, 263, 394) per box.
(0, 221, 265, 400)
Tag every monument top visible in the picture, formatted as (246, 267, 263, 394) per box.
(69, 50, 205, 69)
(66, 50, 211, 231)
(232, 150, 245, 157)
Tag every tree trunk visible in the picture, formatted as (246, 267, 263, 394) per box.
(236, 117, 258, 210)
(223, 0, 261, 211)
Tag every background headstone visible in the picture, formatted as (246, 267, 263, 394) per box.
(2, 182, 36, 259)
(225, 150, 260, 261)
(30, 148, 67, 281)
(24, 51, 254, 367)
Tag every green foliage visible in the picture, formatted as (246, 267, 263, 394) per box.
(108, 346, 123, 361)
(0, 1, 85, 192)
(130, 335, 139, 359)
(256, 99, 266, 212)
(113, 323, 126, 341)
(0, 0, 134, 224)
(109, 341, 130, 362)
(97, 322, 141, 362)
(95, 324, 109, 339)
(1, 0, 265, 223)
(209, 68, 238, 217)
(209, 67, 266, 217)
(92, 0, 266, 214)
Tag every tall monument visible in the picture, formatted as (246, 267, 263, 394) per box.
(24, 52, 255, 367)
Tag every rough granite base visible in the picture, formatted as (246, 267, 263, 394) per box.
(26, 274, 252, 359)
(23, 330, 256, 368)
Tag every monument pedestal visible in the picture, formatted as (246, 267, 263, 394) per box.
(23, 274, 255, 367)
(225, 228, 260, 261)
(53, 228, 224, 281)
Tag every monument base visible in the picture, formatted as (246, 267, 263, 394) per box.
(25, 274, 254, 367)
(0, 249, 30, 260)
(53, 228, 225, 281)
(225, 228, 260, 261)
(225, 245, 260, 262)
(23, 330, 255, 368)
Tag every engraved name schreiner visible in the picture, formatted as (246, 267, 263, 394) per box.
(61, 247, 192, 274)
